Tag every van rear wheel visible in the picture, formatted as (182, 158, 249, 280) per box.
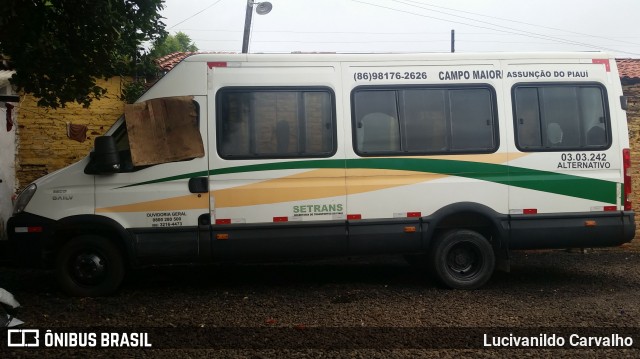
(429, 229, 495, 290)
(55, 235, 124, 297)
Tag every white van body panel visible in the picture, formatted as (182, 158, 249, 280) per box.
(7, 52, 635, 294)
(24, 159, 94, 221)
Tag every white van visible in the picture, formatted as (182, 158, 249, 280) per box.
(6, 52, 635, 296)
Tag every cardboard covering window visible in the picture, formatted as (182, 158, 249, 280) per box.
(125, 96, 205, 166)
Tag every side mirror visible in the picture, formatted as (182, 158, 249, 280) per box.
(85, 136, 121, 174)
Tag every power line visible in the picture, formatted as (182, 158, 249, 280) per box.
(389, 0, 639, 51)
(168, 0, 639, 55)
(392, 0, 640, 53)
(180, 28, 452, 35)
(254, 39, 449, 44)
(351, 0, 640, 56)
(178, 27, 640, 41)
(398, 0, 640, 47)
(167, 0, 226, 30)
(192, 38, 448, 44)
(194, 37, 640, 48)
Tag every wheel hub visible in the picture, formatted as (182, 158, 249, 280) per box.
(73, 253, 106, 284)
(448, 243, 479, 275)
(454, 251, 471, 267)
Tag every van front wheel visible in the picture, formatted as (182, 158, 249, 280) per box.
(429, 229, 495, 290)
(55, 235, 125, 297)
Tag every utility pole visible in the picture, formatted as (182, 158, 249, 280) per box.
(242, 1, 273, 54)
(242, 0, 254, 54)
(451, 29, 455, 53)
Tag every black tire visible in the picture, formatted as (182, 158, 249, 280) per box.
(55, 235, 125, 297)
(428, 229, 495, 290)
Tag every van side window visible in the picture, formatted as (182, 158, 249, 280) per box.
(217, 88, 336, 159)
(352, 86, 497, 155)
(354, 90, 400, 152)
(513, 84, 610, 151)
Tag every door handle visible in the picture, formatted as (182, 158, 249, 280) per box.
(188, 177, 209, 193)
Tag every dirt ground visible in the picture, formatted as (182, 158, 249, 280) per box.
(2, 242, 640, 358)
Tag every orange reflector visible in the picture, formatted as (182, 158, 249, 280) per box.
(347, 214, 362, 220)
(216, 233, 229, 240)
(404, 226, 417, 233)
(584, 220, 597, 227)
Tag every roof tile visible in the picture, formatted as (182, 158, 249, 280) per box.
(155, 52, 196, 72)
(617, 59, 640, 81)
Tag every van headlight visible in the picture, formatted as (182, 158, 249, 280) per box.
(13, 184, 37, 215)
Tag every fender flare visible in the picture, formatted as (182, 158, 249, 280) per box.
(53, 215, 136, 267)
(422, 202, 509, 251)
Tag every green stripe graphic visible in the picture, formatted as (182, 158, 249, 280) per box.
(119, 158, 618, 204)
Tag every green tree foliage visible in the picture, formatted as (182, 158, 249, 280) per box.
(119, 78, 148, 104)
(0, 0, 166, 108)
(120, 32, 199, 104)
(150, 31, 199, 58)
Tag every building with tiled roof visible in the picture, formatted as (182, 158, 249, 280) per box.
(155, 52, 197, 73)
(617, 59, 640, 84)
(155, 52, 236, 75)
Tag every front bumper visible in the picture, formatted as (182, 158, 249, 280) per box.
(6, 212, 58, 267)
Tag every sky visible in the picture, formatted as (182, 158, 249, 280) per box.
(160, 0, 640, 58)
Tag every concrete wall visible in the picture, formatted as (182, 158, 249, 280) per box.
(0, 105, 16, 240)
(15, 77, 127, 190)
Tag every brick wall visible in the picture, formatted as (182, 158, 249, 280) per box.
(15, 77, 127, 189)
(623, 83, 640, 237)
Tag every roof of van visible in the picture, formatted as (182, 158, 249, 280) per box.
(157, 51, 615, 67)
(156, 51, 640, 83)
(186, 51, 616, 62)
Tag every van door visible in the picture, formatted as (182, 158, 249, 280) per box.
(206, 64, 347, 261)
(94, 96, 210, 264)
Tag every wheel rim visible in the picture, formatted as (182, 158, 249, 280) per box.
(445, 241, 483, 280)
(69, 251, 107, 286)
